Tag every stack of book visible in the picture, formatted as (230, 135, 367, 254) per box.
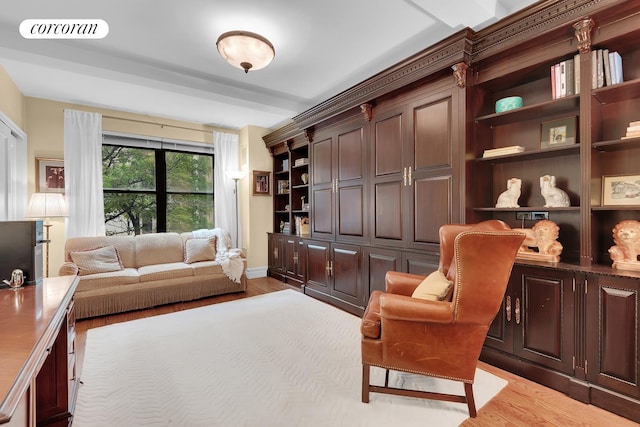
(622, 120, 640, 140)
(551, 49, 623, 99)
(551, 56, 577, 99)
(592, 49, 623, 89)
(294, 158, 308, 167)
(482, 145, 525, 158)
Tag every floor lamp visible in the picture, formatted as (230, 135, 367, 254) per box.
(226, 171, 244, 248)
(26, 193, 68, 277)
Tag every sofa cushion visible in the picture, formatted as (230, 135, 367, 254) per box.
(138, 262, 194, 283)
(184, 237, 216, 264)
(65, 236, 136, 268)
(75, 268, 140, 292)
(135, 233, 184, 267)
(411, 269, 453, 301)
(70, 245, 124, 276)
(190, 260, 225, 276)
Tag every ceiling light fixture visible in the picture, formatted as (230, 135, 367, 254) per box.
(216, 30, 275, 74)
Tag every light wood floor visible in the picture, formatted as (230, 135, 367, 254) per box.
(76, 277, 636, 426)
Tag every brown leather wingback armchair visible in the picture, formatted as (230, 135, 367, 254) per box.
(360, 220, 524, 417)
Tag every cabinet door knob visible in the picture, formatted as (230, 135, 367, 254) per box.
(506, 295, 512, 322)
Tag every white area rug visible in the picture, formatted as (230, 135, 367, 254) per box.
(74, 290, 507, 427)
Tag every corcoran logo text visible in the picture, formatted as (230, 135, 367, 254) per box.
(20, 19, 109, 39)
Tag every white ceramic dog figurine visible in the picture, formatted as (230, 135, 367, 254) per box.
(495, 177, 522, 208)
(540, 175, 570, 207)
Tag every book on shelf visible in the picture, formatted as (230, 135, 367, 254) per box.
(596, 49, 604, 89)
(551, 58, 575, 99)
(281, 159, 289, 171)
(609, 51, 623, 85)
(294, 157, 308, 167)
(482, 145, 525, 158)
(603, 48, 611, 86)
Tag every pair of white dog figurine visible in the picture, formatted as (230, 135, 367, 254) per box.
(495, 175, 570, 208)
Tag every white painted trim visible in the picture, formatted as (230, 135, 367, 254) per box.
(245, 266, 267, 279)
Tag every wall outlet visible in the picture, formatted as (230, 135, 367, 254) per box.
(515, 212, 531, 220)
(531, 211, 549, 220)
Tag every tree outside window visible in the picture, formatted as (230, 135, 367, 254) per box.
(102, 145, 214, 236)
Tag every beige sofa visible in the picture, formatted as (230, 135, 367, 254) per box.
(59, 231, 246, 319)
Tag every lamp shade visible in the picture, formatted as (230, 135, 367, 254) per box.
(216, 31, 275, 73)
(226, 170, 245, 180)
(26, 193, 68, 219)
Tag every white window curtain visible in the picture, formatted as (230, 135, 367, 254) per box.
(214, 131, 241, 247)
(0, 115, 27, 220)
(64, 109, 105, 238)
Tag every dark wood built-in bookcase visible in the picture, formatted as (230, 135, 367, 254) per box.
(263, 1, 640, 422)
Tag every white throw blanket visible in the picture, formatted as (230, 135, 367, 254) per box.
(192, 228, 244, 283)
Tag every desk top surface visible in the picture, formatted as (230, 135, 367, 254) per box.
(0, 275, 78, 424)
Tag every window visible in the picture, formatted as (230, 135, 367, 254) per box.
(102, 134, 214, 236)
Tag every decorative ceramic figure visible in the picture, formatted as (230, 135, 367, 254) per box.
(513, 219, 563, 263)
(608, 220, 640, 271)
(540, 175, 570, 207)
(495, 177, 522, 208)
(301, 173, 309, 184)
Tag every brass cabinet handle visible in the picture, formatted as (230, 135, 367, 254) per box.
(515, 297, 521, 325)
(274, 247, 278, 260)
(403, 167, 407, 186)
(506, 295, 511, 322)
(293, 252, 298, 264)
(408, 166, 412, 185)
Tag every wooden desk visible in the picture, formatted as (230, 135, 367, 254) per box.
(0, 276, 79, 426)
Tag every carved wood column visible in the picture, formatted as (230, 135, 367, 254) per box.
(574, 17, 594, 267)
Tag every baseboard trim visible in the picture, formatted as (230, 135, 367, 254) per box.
(246, 266, 267, 279)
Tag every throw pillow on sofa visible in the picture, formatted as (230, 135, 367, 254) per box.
(184, 237, 216, 264)
(70, 245, 124, 276)
(411, 269, 453, 301)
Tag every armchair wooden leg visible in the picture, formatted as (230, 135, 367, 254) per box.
(384, 369, 389, 387)
(464, 382, 477, 418)
(362, 364, 370, 403)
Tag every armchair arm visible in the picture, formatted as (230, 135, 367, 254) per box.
(385, 271, 425, 296)
(58, 262, 78, 276)
(380, 293, 454, 324)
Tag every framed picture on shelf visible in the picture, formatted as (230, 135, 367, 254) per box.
(540, 116, 577, 149)
(252, 170, 271, 195)
(36, 158, 65, 193)
(602, 174, 640, 206)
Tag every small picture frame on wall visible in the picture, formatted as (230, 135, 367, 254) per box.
(602, 174, 640, 206)
(252, 170, 271, 195)
(540, 116, 577, 149)
(36, 158, 65, 193)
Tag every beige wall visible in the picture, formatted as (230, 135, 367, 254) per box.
(239, 125, 273, 273)
(0, 65, 25, 128)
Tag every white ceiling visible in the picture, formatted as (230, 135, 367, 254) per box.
(0, 0, 539, 131)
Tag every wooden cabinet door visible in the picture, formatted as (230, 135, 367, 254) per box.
(335, 126, 366, 241)
(364, 247, 402, 295)
(267, 234, 285, 280)
(486, 265, 575, 374)
(311, 136, 334, 239)
(586, 274, 640, 400)
(409, 90, 458, 247)
(330, 243, 364, 307)
(514, 267, 575, 374)
(305, 240, 331, 294)
(284, 236, 298, 277)
(371, 108, 406, 247)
